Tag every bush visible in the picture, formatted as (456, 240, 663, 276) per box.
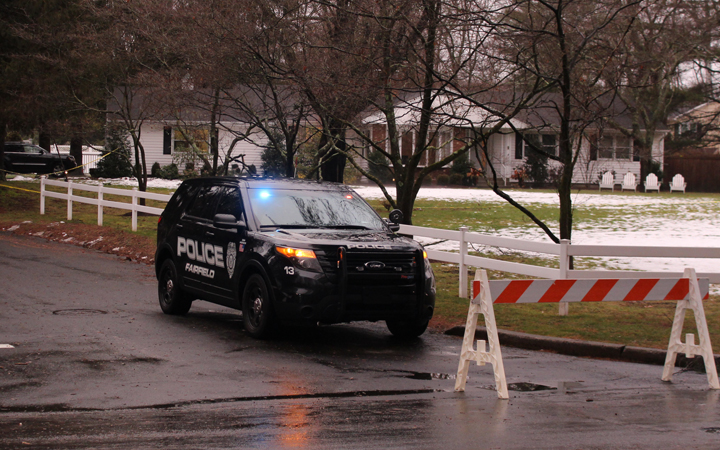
(261, 145, 286, 178)
(522, 144, 549, 187)
(151, 162, 161, 177)
(158, 163, 180, 180)
(449, 173, 464, 185)
(261, 128, 288, 177)
(95, 126, 134, 178)
(437, 174, 450, 186)
(450, 153, 474, 175)
(367, 150, 394, 183)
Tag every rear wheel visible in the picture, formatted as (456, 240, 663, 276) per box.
(158, 259, 192, 315)
(242, 274, 275, 339)
(386, 317, 429, 339)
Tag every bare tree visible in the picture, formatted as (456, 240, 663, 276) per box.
(605, 0, 720, 182)
(471, 0, 640, 242)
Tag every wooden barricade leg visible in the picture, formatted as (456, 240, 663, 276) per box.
(662, 268, 720, 389)
(455, 270, 509, 399)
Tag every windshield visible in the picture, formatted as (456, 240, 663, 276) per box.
(249, 188, 386, 230)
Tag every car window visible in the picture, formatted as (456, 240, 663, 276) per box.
(5, 144, 23, 153)
(249, 188, 386, 230)
(184, 185, 223, 220)
(24, 145, 43, 154)
(215, 187, 243, 220)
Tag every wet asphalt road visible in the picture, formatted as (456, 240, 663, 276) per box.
(2, 232, 720, 449)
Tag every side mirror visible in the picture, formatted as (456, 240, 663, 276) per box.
(213, 213, 246, 231)
(387, 209, 403, 232)
(388, 209, 403, 224)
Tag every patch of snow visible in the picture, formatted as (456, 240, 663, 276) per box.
(351, 186, 720, 279)
(7, 225, 19, 232)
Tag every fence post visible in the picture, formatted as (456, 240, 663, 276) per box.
(98, 183, 103, 226)
(558, 239, 570, 316)
(131, 187, 138, 232)
(40, 176, 46, 215)
(459, 226, 468, 298)
(67, 180, 73, 221)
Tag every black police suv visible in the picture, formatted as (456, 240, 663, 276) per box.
(155, 177, 436, 339)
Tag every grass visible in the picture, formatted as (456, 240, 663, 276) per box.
(2, 178, 719, 349)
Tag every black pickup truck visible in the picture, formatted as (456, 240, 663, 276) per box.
(155, 177, 435, 339)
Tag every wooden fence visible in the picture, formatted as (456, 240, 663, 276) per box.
(665, 155, 720, 192)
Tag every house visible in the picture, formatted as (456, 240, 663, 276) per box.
(356, 90, 668, 186)
(107, 86, 306, 176)
(667, 102, 720, 155)
(111, 87, 668, 186)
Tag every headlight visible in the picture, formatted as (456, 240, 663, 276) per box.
(276, 246, 323, 273)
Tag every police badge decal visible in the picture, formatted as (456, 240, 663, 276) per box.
(226, 242, 237, 279)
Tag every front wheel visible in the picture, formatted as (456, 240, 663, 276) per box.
(386, 317, 429, 339)
(242, 274, 276, 339)
(158, 259, 192, 315)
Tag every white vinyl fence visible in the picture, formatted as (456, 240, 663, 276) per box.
(40, 177, 172, 231)
(399, 224, 720, 301)
(39, 178, 720, 305)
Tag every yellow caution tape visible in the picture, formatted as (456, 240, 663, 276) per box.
(0, 183, 40, 193)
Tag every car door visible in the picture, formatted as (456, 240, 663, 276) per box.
(22, 145, 49, 173)
(208, 185, 249, 302)
(176, 184, 224, 297)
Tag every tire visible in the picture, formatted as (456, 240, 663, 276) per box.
(386, 317, 429, 339)
(158, 259, 192, 315)
(242, 274, 276, 339)
(49, 163, 64, 177)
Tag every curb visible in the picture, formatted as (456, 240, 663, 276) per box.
(444, 326, 720, 371)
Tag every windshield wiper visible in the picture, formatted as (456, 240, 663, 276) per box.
(320, 225, 374, 230)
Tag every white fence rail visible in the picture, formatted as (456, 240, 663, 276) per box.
(40, 177, 172, 231)
(398, 224, 720, 300)
(38, 178, 720, 299)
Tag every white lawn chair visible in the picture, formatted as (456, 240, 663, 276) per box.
(644, 173, 660, 192)
(621, 172, 637, 191)
(669, 174, 687, 193)
(599, 172, 615, 191)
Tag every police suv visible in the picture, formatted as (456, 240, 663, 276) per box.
(155, 177, 436, 339)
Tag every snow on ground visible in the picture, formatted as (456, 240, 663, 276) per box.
(354, 185, 720, 278)
(10, 175, 720, 278)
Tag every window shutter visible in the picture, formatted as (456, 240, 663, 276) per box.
(163, 126, 172, 155)
(514, 133, 523, 159)
(589, 135, 598, 161)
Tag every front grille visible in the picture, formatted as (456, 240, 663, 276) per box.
(345, 251, 416, 283)
(315, 247, 422, 319)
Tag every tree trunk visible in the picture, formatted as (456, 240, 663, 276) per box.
(69, 135, 83, 176)
(0, 121, 6, 182)
(39, 131, 51, 152)
(319, 124, 347, 183)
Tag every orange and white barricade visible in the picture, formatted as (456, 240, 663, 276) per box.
(455, 268, 719, 399)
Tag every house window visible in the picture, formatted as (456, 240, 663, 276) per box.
(598, 136, 632, 160)
(439, 131, 453, 164)
(173, 128, 209, 153)
(514, 133, 557, 159)
(163, 126, 172, 155)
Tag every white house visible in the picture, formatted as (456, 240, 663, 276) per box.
(112, 88, 668, 185)
(107, 86, 305, 176)
(357, 90, 668, 186)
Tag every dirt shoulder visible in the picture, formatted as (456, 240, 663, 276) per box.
(0, 220, 156, 265)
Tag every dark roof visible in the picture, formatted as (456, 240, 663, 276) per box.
(107, 85, 305, 124)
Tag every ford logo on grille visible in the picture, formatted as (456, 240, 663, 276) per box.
(365, 261, 385, 270)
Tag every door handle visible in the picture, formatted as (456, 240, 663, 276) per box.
(205, 231, 215, 237)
